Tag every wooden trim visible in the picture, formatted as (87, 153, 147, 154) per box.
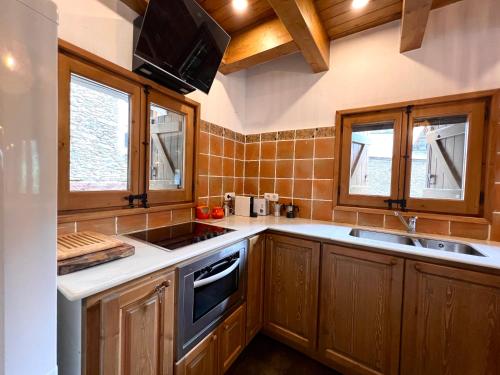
(403, 100, 486, 215)
(58, 53, 143, 211)
(483, 92, 499, 222)
(267, 0, 330, 73)
(339, 111, 404, 208)
(400, 0, 433, 52)
(99, 294, 120, 375)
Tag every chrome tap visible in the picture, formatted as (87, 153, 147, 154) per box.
(394, 211, 417, 233)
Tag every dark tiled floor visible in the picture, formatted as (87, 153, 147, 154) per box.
(226, 334, 341, 375)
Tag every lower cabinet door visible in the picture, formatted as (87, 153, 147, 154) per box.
(401, 260, 500, 375)
(175, 331, 219, 375)
(263, 234, 321, 353)
(88, 270, 175, 375)
(246, 235, 265, 344)
(219, 304, 246, 374)
(319, 244, 404, 375)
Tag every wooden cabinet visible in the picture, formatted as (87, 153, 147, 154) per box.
(85, 270, 175, 375)
(219, 304, 246, 374)
(401, 260, 500, 375)
(176, 304, 246, 375)
(263, 234, 320, 353)
(176, 331, 219, 375)
(319, 244, 404, 375)
(245, 235, 265, 344)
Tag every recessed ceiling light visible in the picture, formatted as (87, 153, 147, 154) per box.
(352, 0, 369, 9)
(232, 0, 248, 12)
(3, 54, 16, 71)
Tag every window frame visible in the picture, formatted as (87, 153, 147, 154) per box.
(144, 89, 196, 205)
(403, 100, 485, 215)
(58, 53, 142, 211)
(337, 98, 488, 216)
(339, 111, 404, 208)
(58, 45, 200, 215)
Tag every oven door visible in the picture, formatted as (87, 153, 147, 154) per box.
(177, 240, 247, 359)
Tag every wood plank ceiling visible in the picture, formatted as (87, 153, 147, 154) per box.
(120, 0, 463, 74)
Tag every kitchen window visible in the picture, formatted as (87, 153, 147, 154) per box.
(58, 51, 197, 212)
(146, 90, 195, 205)
(337, 99, 486, 215)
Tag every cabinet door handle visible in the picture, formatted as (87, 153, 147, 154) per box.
(212, 335, 217, 341)
(154, 280, 171, 293)
(224, 324, 229, 330)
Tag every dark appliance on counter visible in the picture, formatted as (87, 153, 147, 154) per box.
(176, 240, 247, 359)
(127, 222, 234, 250)
(132, 0, 230, 94)
(285, 203, 299, 218)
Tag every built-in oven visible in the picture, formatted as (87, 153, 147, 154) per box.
(176, 240, 247, 359)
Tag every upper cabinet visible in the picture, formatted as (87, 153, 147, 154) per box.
(57, 44, 199, 213)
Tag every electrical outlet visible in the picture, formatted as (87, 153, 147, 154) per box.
(224, 192, 236, 200)
(264, 193, 279, 202)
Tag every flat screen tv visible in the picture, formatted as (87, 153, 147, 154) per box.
(133, 0, 230, 94)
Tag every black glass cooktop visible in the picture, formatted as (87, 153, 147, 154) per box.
(127, 222, 234, 250)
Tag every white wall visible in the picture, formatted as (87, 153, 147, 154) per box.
(245, 0, 500, 133)
(53, 0, 247, 133)
(0, 1, 58, 374)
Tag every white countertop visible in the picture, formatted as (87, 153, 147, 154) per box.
(57, 216, 500, 302)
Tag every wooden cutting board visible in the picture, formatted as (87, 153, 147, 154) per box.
(57, 231, 124, 261)
(58, 243, 135, 276)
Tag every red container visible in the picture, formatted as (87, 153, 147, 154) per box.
(196, 205, 211, 220)
(211, 206, 224, 219)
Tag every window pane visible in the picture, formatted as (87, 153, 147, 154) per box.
(149, 103, 186, 190)
(409, 115, 468, 200)
(69, 74, 130, 191)
(349, 122, 394, 196)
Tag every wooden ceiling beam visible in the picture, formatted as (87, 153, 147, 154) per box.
(219, 17, 299, 74)
(120, 0, 148, 15)
(267, 0, 330, 73)
(400, 0, 433, 52)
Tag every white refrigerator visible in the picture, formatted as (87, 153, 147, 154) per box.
(0, 0, 58, 374)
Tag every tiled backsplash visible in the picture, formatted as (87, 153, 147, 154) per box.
(196, 121, 336, 219)
(57, 207, 193, 235)
(242, 127, 335, 220)
(197, 121, 245, 207)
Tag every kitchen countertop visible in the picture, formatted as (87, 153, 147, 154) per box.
(57, 215, 500, 302)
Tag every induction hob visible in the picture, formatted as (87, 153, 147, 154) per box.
(127, 222, 234, 250)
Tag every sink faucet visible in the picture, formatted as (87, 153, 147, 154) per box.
(394, 211, 418, 233)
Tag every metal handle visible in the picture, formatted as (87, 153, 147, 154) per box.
(193, 258, 240, 289)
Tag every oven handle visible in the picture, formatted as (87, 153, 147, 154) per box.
(193, 258, 240, 289)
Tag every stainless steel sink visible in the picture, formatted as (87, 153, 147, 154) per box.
(349, 229, 485, 257)
(416, 238, 484, 256)
(349, 229, 415, 245)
